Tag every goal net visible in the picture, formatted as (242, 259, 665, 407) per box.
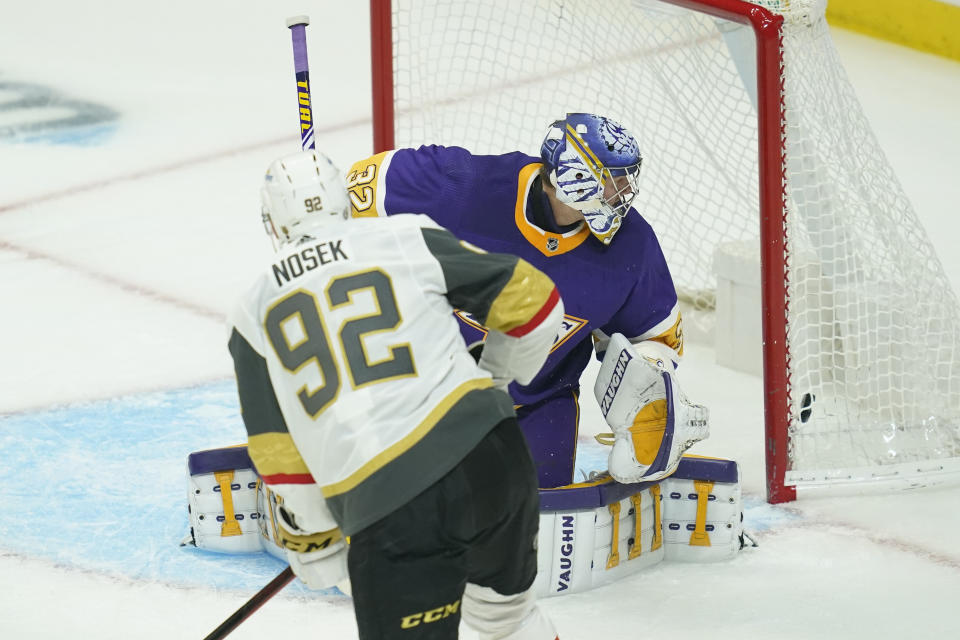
(370, 0, 960, 501)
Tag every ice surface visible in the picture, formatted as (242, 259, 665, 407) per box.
(1, 2, 959, 638)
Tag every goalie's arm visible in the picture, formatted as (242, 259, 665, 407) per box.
(419, 225, 563, 386)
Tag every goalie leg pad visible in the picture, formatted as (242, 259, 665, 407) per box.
(535, 477, 665, 597)
(662, 456, 744, 561)
(183, 446, 264, 553)
(533, 457, 744, 597)
(182, 445, 290, 561)
(594, 332, 709, 483)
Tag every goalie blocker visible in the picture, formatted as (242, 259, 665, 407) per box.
(183, 447, 744, 598)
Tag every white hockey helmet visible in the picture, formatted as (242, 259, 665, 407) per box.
(540, 113, 643, 245)
(260, 149, 350, 248)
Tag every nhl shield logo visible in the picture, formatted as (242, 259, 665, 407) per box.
(546, 237, 559, 252)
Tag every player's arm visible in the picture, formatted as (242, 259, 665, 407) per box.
(346, 146, 473, 227)
(345, 151, 392, 218)
(594, 305, 684, 369)
(226, 322, 320, 507)
(227, 310, 346, 589)
(419, 225, 564, 389)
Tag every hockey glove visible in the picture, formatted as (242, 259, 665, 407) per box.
(594, 333, 709, 483)
(277, 506, 348, 590)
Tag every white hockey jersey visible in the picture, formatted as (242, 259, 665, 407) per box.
(228, 214, 562, 536)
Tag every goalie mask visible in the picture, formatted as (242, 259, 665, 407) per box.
(260, 150, 350, 249)
(540, 113, 643, 245)
(593, 333, 709, 484)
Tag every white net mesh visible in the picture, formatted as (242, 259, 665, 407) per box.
(385, 0, 960, 488)
(773, 1, 960, 484)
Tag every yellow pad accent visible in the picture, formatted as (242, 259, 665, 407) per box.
(628, 493, 643, 560)
(594, 432, 615, 446)
(629, 399, 668, 465)
(650, 485, 663, 551)
(214, 471, 243, 537)
(689, 480, 714, 547)
(607, 501, 621, 569)
(257, 479, 282, 546)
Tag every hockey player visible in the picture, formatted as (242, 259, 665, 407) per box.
(346, 113, 683, 488)
(230, 149, 562, 639)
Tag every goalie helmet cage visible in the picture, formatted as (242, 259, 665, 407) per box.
(368, 0, 960, 503)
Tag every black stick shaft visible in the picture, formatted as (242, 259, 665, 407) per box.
(203, 567, 295, 640)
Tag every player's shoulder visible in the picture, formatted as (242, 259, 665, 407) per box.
(392, 144, 491, 174)
(362, 211, 439, 231)
(349, 144, 536, 171)
(370, 144, 473, 175)
(343, 212, 444, 247)
(386, 145, 537, 176)
(228, 267, 273, 342)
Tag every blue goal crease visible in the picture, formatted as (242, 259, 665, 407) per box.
(0, 380, 797, 590)
(0, 380, 337, 593)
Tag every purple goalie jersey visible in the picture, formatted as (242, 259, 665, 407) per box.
(346, 144, 681, 408)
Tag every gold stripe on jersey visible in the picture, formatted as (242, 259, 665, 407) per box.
(347, 151, 390, 218)
(247, 432, 313, 479)
(484, 259, 556, 335)
(321, 377, 494, 498)
(514, 163, 590, 256)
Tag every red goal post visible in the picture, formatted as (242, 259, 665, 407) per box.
(368, 0, 960, 503)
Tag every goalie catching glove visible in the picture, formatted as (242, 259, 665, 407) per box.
(594, 332, 709, 483)
(276, 505, 348, 591)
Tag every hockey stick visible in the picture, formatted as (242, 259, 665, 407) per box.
(202, 566, 295, 640)
(286, 15, 315, 150)
(202, 17, 316, 638)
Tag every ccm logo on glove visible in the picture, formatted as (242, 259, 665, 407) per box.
(278, 527, 343, 553)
